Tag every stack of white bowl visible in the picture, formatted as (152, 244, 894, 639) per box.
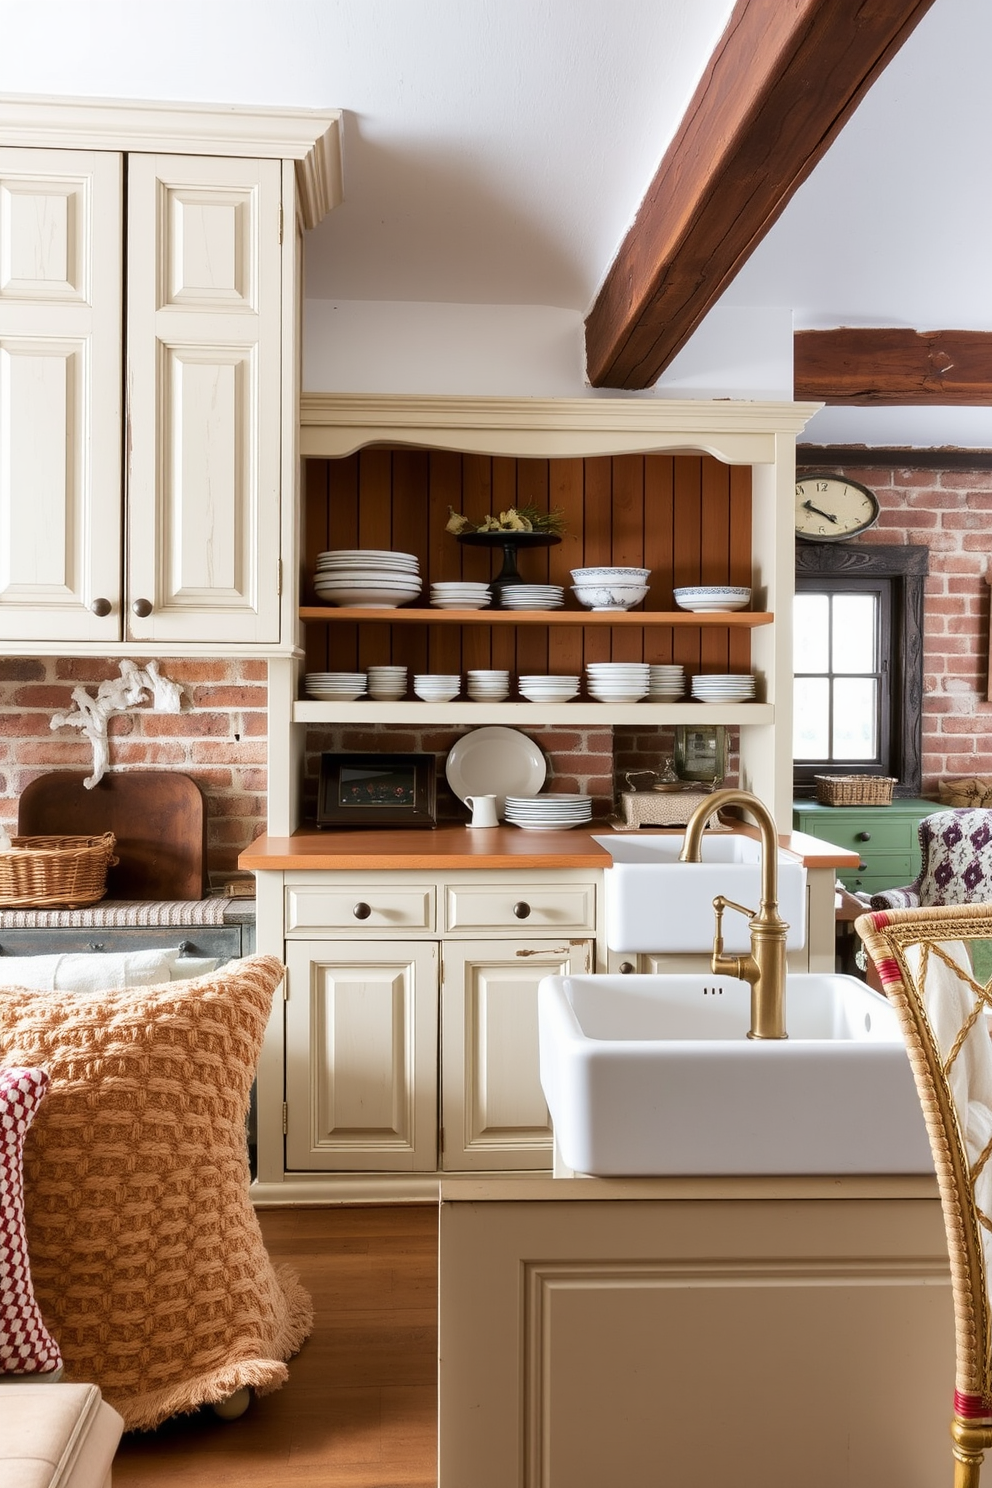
(691, 673, 756, 704)
(585, 661, 650, 703)
(314, 549, 422, 608)
(518, 674, 580, 703)
(499, 584, 564, 611)
(504, 793, 594, 831)
(467, 669, 510, 701)
(413, 673, 460, 702)
(647, 665, 685, 700)
(571, 566, 651, 612)
(367, 665, 408, 700)
(430, 581, 491, 610)
(304, 671, 366, 701)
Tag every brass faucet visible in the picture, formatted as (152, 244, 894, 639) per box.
(678, 788, 790, 1040)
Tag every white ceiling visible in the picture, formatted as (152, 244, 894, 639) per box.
(2, 0, 989, 447)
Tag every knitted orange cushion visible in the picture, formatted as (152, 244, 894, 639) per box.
(0, 954, 312, 1430)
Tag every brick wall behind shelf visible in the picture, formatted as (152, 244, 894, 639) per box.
(0, 658, 268, 883)
(798, 463, 992, 795)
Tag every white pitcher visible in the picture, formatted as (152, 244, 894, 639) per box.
(465, 794, 499, 828)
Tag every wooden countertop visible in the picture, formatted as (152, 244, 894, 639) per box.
(240, 821, 861, 872)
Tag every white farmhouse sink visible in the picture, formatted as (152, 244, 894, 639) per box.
(538, 972, 932, 1176)
(592, 832, 807, 953)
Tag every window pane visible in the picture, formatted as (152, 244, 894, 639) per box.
(832, 594, 876, 673)
(794, 594, 830, 672)
(794, 677, 830, 759)
(832, 677, 878, 759)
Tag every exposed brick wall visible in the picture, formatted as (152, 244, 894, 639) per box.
(802, 464, 992, 796)
(0, 658, 268, 883)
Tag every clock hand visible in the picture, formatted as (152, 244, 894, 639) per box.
(802, 500, 839, 524)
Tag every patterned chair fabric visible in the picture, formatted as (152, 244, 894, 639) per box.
(869, 808, 992, 912)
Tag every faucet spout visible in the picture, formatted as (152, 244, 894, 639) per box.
(679, 789, 789, 1039)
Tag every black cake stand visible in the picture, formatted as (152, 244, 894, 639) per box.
(457, 530, 561, 608)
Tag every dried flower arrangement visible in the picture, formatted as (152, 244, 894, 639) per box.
(445, 503, 566, 536)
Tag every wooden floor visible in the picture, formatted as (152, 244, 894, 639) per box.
(112, 1205, 438, 1488)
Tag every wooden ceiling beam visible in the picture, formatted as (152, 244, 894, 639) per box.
(585, 0, 937, 390)
(795, 328, 992, 404)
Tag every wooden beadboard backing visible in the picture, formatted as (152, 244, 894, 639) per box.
(303, 451, 753, 680)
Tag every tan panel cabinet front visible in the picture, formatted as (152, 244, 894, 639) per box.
(444, 881, 596, 935)
(286, 882, 435, 934)
(284, 938, 438, 1172)
(440, 937, 593, 1171)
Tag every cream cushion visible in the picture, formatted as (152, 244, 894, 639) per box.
(0, 1381, 123, 1488)
(0, 951, 218, 992)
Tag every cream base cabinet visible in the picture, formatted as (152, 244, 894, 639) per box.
(284, 939, 439, 1172)
(441, 938, 592, 1171)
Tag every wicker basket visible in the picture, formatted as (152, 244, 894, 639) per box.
(814, 775, 897, 807)
(0, 833, 117, 908)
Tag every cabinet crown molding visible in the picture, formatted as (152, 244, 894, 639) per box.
(0, 93, 342, 228)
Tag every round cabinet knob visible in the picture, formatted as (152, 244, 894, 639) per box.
(352, 902, 372, 920)
(856, 830, 872, 842)
(619, 961, 636, 975)
(89, 597, 112, 617)
(858, 860, 868, 872)
(131, 597, 153, 618)
(512, 901, 531, 919)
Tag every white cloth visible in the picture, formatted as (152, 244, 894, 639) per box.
(0, 950, 218, 992)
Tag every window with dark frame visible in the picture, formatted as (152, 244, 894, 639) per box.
(793, 543, 928, 798)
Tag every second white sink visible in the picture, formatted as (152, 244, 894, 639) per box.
(592, 831, 807, 952)
(538, 972, 933, 1176)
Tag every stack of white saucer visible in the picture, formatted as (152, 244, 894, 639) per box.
(504, 793, 594, 831)
(647, 665, 685, 700)
(314, 550, 422, 608)
(691, 673, 756, 703)
(430, 581, 491, 610)
(499, 584, 564, 610)
(367, 665, 408, 700)
(585, 662, 650, 703)
(518, 674, 580, 702)
(467, 669, 510, 701)
(304, 671, 366, 701)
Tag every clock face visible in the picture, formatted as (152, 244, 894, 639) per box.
(795, 475, 880, 542)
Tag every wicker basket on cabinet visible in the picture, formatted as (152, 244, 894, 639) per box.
(813, 775, 897, 807)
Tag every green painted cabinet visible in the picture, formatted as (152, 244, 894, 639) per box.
(792, 798, 937, 898)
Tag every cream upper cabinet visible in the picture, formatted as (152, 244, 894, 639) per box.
(0, 147, 123, 642)
(0, 97, 342, 654)
(126, 154, 282, 644)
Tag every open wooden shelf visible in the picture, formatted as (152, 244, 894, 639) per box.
(294, 700, 774, 725)
(300, 607, 773, 627)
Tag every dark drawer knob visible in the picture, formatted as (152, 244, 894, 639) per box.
(858, 860, 868, 871)
(856, 831, 872, 842)
(513, 901, 531, 919)
(352, 902, 372, 920)
(131, 597, 153, 617)
(87, 942, 105, 952)
(619, 961, 636, 975)
(89, 597, 112, 617)
(178, 940, 192, 954)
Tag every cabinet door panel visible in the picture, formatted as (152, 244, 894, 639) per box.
(285, 939, 438, 1172)
(126, 154, 281, 643)
(0, 148, 121, 640)
(442, 938, 593, 1171)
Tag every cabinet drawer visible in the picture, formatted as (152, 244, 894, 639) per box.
(444, 882, 596, 934)
(796, 814, 918, 855)
(286, 885, 435, 933)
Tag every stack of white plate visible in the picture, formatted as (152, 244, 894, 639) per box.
(314, 549, 422, 608)
(304, 671, 366, 701)
(414, 673, 461, 702)
(647, 664, 685, 700)
(585, 662, 650, 703)
(367, 665, 408, 700)
(504, 793, 594, 831)
(691, 673, 756, 704)
(430, 581, 491, 610)
(499, 584, 564, 610)
(518, 675, 580, 703)
(467, 669, 510, 701)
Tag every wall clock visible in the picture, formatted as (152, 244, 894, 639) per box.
(795, 474, 880, 542)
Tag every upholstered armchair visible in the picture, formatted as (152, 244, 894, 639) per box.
(868, 808, 992, 912)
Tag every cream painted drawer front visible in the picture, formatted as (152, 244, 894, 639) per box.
(286, 884, 435, 934)
(444, 882, 596, 935)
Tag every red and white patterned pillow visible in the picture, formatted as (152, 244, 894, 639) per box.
(0, 1067, 62, 1375)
